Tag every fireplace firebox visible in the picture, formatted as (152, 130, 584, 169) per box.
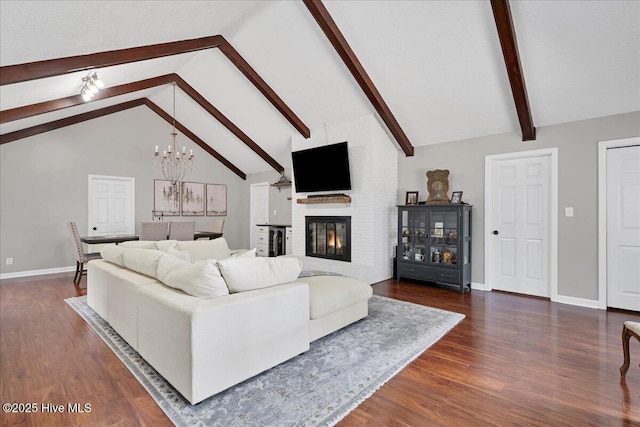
(305, 216, 351, 262)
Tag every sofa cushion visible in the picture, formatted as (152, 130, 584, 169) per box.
(120, 240, 158, 249)
(100, 244, 126, 266)
(156, 255, 229, 299)
(175, 237, 231, 261)
(166, 247, 192, 262)
(155, 240, 178, 252)
(218, 257, 303, 293)
(228, 248, 256, 258)
(122, 248, 164, 278)
(153, 240, 190, 261)
(303, 276, 373, 319)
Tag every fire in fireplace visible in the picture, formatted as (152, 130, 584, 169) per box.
(306, 216, 351, 262)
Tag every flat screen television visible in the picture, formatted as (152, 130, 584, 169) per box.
(291, 141, 351, 193)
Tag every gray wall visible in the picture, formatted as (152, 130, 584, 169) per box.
(0, 107, 248, 275)
(245, 168, 293, 226)
(398, 111, 640, 301)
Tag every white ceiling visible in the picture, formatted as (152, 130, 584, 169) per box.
(1, 0, 638, 175)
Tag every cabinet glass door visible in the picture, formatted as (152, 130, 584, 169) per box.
(462, 208, 470, 265)
(429, 209, 459, 265)
(400, 209, 427, 262)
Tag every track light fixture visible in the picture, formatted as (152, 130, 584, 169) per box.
(80, 72, 105, 102)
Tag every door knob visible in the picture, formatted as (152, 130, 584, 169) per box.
(92, 227, 97, 231)
(493, 230, 499, 235)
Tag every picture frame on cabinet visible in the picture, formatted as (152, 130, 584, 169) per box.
(405, 191, 419, 205)
(450, 191, 463, 204)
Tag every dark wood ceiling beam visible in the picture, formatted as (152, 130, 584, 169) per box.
(218, 37, 310, 138)
(0, 98, 247, 179)
(0, 36, 310, 139)
(0, 36, 224, 86)
(0, 99, 146, 145)
(1, 74, 176, 124)
(303, 0, 414, 156)
(173, 74, 284, 173)
(490, 0, 536, 141)
(1, 72, 282, 174)
(143, 99, 246, 180)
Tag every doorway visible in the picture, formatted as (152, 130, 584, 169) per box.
(249, 182, 269, 249)
(88, 175, 135, 236)
(598, 137, 640, 311)
(485, 148, 558, 298)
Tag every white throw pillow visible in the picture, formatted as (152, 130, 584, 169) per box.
(157, 254, 229, 298)
(122, 248, 164, 278)
(120, 240, 158, 249)
(155, 240, 178, 252)
(175, 237, 231, 261)
(154, 239, 191, 262)
(228, 248, 257, 258)
(165, 247, 192, 262)
(218, 257, 303, 293)
(100, 245, 126, 266)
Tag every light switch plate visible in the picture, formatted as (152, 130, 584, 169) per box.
(565, 207, 574, 217)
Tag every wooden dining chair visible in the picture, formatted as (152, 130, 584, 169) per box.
(168, 221, 195, 241)
(139, 221, 168, 240)
(621, 321, 640, 378)
(211, 218, 225, 234)
(67, 222, 102, 291)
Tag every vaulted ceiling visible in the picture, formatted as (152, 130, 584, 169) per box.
(1, 0, 638, 177)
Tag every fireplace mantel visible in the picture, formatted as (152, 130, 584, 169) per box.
(297, 196, 351, 204)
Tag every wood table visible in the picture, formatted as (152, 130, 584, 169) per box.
(193, 231, 223, 240)
(80, 234, 139, 245)
(80, 232, 222, 244)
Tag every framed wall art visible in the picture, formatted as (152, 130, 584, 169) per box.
(181, 181, 205, 216)
(206, 183, 227, 216)
(153, 179, 181, 216)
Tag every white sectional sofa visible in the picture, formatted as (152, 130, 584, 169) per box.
(87, 238, 372, 404)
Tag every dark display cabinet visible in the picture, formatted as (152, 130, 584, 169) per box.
(396, 204, 472, 293)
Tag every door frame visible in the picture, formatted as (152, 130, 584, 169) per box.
(597, 137, 640, 309)
(88, 174, 136, 235)
(484, 148, 558, 299)
(249, 182, 269, 249)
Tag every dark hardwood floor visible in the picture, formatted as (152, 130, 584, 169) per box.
(1, 274, 639, 426)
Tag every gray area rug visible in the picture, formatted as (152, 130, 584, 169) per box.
(66, 295, 464, 426)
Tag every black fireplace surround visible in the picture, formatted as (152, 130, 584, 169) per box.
(305, 216, 351, 262)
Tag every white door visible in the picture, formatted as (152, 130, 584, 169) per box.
(488, 154, 551, 297)
(88, 175, 135, 236)
(249, 182, 269, 248)
(606, 145, 640, 311)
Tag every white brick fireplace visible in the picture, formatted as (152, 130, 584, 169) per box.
(291, 114, 398, 284)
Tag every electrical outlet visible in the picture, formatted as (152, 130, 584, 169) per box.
(273, 209, 277, 216)
(6, 257, 13, 265)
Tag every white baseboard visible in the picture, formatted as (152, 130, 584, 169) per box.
(471, 282, 489, 291)
(552, 294, 602, 310)
(0, 266, 75, 280)
(473, 283, 601, 309)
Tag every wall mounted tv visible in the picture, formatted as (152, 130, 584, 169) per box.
(291, 141, 351, 193)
